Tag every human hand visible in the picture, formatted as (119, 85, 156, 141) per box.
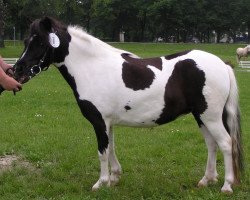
(0, 58, 12, 72)
(0, 74, 22, 91)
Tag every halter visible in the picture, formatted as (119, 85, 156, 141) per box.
(29, 31, 58, 78)
(29, 47, 51, 78)
(0, 48, 52, 95)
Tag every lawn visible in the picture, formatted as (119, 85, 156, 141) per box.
(0, 42, 249, 199)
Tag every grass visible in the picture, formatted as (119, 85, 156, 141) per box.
(0, 42, 249, 199)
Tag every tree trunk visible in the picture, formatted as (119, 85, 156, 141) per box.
(181, 30, 188, 43)
(206, 29, 210, 43)
(232, 31, 236, 43)
(216, 31, 221, 43)
(0, 0, 5, 48)
(176, 29, 180, 43)
(139, 11, 147, 42)
(0, 34, 4, 48)
(247, 22, 250, 43)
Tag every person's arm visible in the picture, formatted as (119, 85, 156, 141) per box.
(0, 56, 11, 71)
(0, 57, 22, 91)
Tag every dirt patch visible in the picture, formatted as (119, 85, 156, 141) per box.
(0, 155, 38, 173)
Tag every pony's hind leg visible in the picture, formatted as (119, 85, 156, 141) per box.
(201, 119, 234, 193)
(108, 126, 122, 185)
(198, 125, 218, 187)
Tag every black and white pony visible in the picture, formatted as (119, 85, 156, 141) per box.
(14, 17, 243, 193)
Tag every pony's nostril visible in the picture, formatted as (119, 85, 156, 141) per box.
(13, 65, 24, 79)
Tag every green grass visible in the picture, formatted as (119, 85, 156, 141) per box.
(0, 43, 249, 199)
(0, 42, 24, 58)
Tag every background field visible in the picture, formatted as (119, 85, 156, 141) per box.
(0, 43, 249, 199)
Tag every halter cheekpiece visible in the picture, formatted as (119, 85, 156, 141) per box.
(29, 47, 50, 78)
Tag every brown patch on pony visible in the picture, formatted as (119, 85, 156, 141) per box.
(122, 62, 155, 91)
(165, 50, 192, 60)
(121, 54, 159, 91)
(122, 53, 163, 70)
(155, 59, 207, 125)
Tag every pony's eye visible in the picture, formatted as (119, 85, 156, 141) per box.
(40, 42, 44, 47)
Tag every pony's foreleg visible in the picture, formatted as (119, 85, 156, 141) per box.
(198, 125, 218, 187)
(108, 126, 122, 185)
(202, 120, 234, 193)
(236, 54, 240, 63)
(92, 123, 110, 191)
(92, 147, 110, 191)
(77, 101, 112, 190)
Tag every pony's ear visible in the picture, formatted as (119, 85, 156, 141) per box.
(39, 16, 53, 32)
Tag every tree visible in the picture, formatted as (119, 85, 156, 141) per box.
(148, 0, 177, 42)
(242, 0, 250, 42)
(132, 0, 155, 42)
(2, 0, 250, 43)
(0, 0, 7, 47)
(4, 0, 57, 40)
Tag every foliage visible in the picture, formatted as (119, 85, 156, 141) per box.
(1, 0, 250, 43)
(0, 0, 8, 47)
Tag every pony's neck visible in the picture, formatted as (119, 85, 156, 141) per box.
(67, 26, 129, 58)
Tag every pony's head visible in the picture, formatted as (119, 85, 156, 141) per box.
(246, 45, 250, 51)
(14, 17, 71, 83)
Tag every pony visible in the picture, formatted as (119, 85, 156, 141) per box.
(13, 17, 243, 193)
(236, 45, 250, 62)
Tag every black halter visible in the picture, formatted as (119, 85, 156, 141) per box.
(12, 47, 52, 81)
(29, 47, 51, 78)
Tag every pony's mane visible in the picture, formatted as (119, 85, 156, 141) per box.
(67, 26, 137, 57)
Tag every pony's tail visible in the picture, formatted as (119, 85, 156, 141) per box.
(225, 65, 244, 184)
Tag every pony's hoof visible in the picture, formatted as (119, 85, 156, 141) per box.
(92, 178, 110, 191)
(221, 188, 233, 194)
(92, 180, 101, 191)
(198, 180, 207, 187)
(198, 176, 218, 187)
(110, 170, 122, 186)
(221, 185, 233, 194)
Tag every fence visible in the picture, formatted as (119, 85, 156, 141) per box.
(4, 40, 23, 46)
(3, 58, 18, 66)
(239, 61, 250, 69)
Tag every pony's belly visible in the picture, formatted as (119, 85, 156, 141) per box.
(115, 121, 158, 128)
(112, 106, 162, 127)
(113, 118, 158, 127)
